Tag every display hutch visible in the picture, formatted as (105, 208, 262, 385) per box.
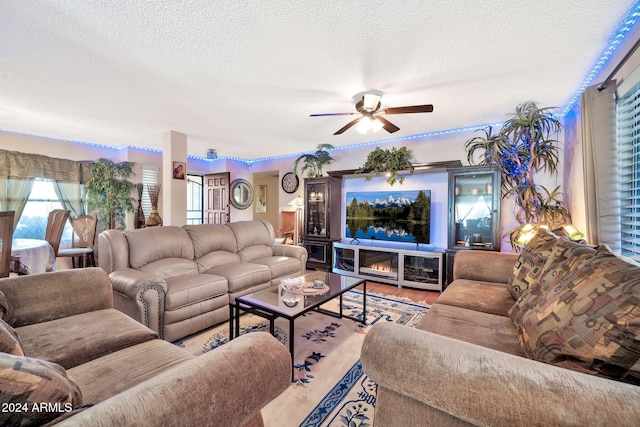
(302, 176, 342, 270)
(446, 166, 501, 285)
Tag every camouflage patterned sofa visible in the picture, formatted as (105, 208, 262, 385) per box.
(363, 230, 640, 426)
(0, 268, 290, 426)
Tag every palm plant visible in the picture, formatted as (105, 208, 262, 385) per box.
(293, 144, 335, 178)
(85, 158, 137, 230)
(465, 101, 571, 250)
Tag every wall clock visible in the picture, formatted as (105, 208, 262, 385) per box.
(281, 172, 299, 193)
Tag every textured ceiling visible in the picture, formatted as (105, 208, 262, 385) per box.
(1, 1, 638, 161)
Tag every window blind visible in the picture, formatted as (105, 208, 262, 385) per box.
(617, 80, 640, 260)
(141, 168, 157, 217)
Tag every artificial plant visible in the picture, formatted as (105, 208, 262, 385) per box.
(85, 158, 137, 230)
(356, 146, 413, 186)
(464, 101, 572, 250)
(293, 143, 335, 178)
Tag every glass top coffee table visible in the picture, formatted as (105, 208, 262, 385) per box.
(229, 271, 366, 378)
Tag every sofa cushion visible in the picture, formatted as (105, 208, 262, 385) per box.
(164, 273, 229, 311)
(68, 339, 193, 405)
(183, 224, 238, 258)
(16, 309, 158, 369)
(417, 303, 525, 357)
(125, 226, 195, 270)
(251, 256, 301, 279)
(517, 245, 640, 384)
(435, 280, 514, 317)
(208, 263, 271, 293)
(228, 220, 274, 251)
(238, 245, 274, 263)
(0, 353, 83, 427)
(138, 258, 199, 279)
(194, 251, 242, 273)
(509, 237, 596, 324)
(0, 317, 23, 356)
(507, 229, 558, 300)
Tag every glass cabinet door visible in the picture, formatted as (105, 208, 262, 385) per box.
(448, 167, 501, 251)
(305, 180, 328, 237)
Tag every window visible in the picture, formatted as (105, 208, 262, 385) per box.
(15, 179, 72, 241)
(141, 168, 158, 220)
(187, 174, 203, 225)
(617, 80, 640, 260)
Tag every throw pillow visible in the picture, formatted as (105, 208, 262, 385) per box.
(509, 237, 596, 324)
(0, 317, 24, 356)
(506, 229, 558, 300)
(0, 353, 83, 426)
(517, 245, 640, 384)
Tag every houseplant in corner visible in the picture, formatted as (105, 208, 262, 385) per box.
(465, 101, 572, 250)
(293, 143, 335, 178)
(356, 146, 413, 186)
(85, 158, 137, 230)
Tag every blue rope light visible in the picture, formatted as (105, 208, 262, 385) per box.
(562, 1, 640, 114)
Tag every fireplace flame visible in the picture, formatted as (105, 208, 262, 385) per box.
(369, 262, 393, 273)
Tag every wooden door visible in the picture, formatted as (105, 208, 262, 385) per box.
(204, 172, 230, 224)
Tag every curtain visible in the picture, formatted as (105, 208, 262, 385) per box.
(0, 149, 93, 225)
(0, 149, 92, 181)
(580, 82, 620, 251)
(53, 181, 85, 218)
(0, 178, 35, 228)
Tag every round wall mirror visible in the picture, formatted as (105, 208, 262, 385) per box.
(230, 178, 254, 210)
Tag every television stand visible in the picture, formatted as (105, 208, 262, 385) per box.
(332, 240, 445, 291)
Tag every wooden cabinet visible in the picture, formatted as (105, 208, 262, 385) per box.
(446, 166, 501, 285)
(302, 176, 342, 270)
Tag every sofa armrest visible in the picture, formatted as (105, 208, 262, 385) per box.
(453, 250, 518, 283)
(0, 268, 114, 327)
(272, 243, 308, 264)
(58, 332, 291, 426)
(109, 268, 167, 336)
(109, 268, 168, 299)
(362, 323, 640, 426)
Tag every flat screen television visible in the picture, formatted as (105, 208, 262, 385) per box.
(345, 190, 431, 243)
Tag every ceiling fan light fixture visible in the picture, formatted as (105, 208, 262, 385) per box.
(356, 117, 372, 134)
(363, 93, 381, 111)
(371, 118, 384, 132)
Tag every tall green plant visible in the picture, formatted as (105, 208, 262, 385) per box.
(85, 158, 137, 230)
(293, 144, 335, 178)
(465, 101, 571, 250)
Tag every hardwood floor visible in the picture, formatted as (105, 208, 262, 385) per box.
(354, 280, 440, 305)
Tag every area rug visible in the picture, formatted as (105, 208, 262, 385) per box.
(173, 290, 429, 427)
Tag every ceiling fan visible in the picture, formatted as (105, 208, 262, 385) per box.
(310, 93, 434, 135)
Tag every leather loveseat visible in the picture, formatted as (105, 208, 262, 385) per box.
(98, 220, 307, 342)
(0, 268, 290, 426)
(362, 231, 640, 426)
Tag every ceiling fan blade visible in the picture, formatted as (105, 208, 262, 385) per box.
(376, 116, 400, 133)
(310, 112, 357, 117)
(383, 104, 434, 115)
(334, 117, 363, 135)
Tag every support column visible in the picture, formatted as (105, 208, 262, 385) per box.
(162, 130, 188, 226)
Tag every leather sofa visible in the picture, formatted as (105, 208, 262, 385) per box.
(362, 232, 640, 426)
(99, 220, 308, 342)
(0, 268, 291, 426)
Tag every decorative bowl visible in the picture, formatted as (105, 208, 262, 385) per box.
(280, 276, 305, 292)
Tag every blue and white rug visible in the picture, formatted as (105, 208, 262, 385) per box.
(175, 290, 430, 427)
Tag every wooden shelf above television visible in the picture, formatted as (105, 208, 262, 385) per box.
(326, 160, 463, 179)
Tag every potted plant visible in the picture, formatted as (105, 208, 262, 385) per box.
(293, 144, 335, 178)
(356, 146, 413, 186)
(465, 101, 572, 250)
(85, 158, 137, 230)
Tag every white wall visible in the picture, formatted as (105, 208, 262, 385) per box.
(1, 120, 569, 251)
